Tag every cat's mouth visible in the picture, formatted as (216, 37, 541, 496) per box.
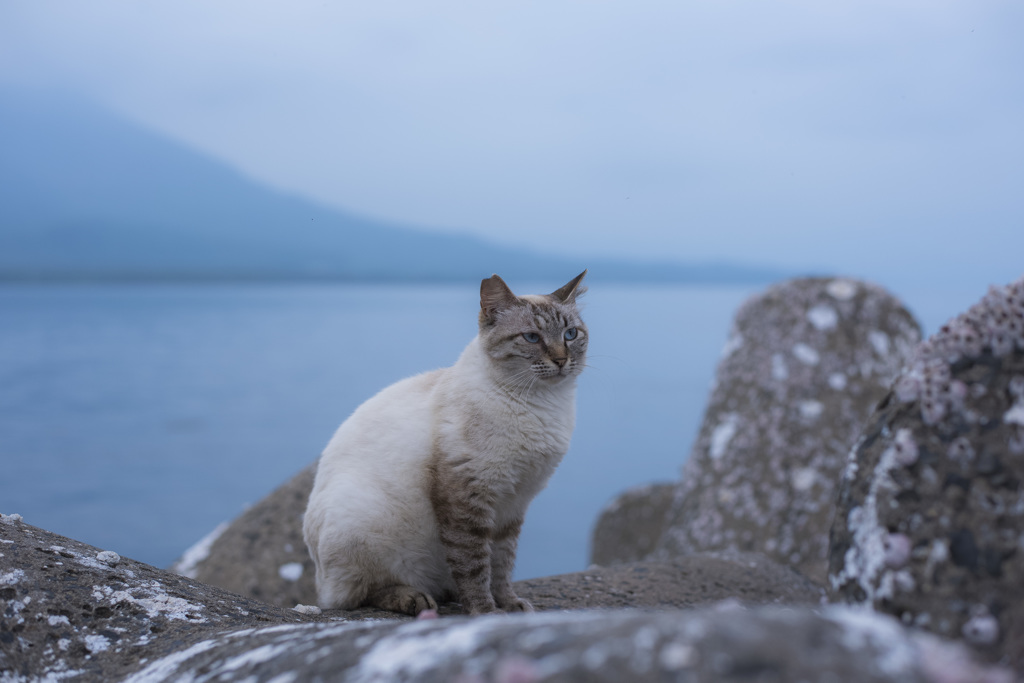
(536, 363, 574, 380)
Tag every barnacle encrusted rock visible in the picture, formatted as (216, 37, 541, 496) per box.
(623, 278, 920, 582)
(0, 517, 327, 681)
(829, 274, 1024, 670)
(171, 461, 317, 608)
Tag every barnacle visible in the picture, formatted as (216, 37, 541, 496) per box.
(962, 611, 1000, 646)
(894, 375, 920, 403)
(882, 532, 912, 568)
(889, 429, 919, 467)
(947, 437, 975, 464)
(897, 274, 1024, 427)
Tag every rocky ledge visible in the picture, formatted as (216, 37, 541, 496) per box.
(1, 515, 1009, 682)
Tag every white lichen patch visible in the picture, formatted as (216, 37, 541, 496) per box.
(348, 612, 613, 683)
(1, 568, 25, 586)
(265, 673, 299, 683)
(0, 513, 24, 524)
(92, 581, 206, 622)
(278, 562, 304, 582)
(807, 304, 839, 331)
(581, 643, 608, 670)
(7, 597, 31, 626)
(350, 617, 505, 682)
(517, 625, 560, 650)
(215, 641, 299, 677)
(868, 330, 891, 356)
(171, 521, 230, 579)
(798, 401, 824, 420)
(830, 427, 908, 600)
(792, 343, 820, 366)
(293, 604, 321, 616)
(84, 634, 111, 654)
(791, 468, 817, 492)
(120, 637, 223, 683)
(827, 279, 858, 301)
(771, 353, 788, 381)
(1004, 402, 1024, 426)
(659, 642, 697, 670)
(826, 608, 916, 676)
(709, 415, 739, 460)
(47, 615, 71, 627)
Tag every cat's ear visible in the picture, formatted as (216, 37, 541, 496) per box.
(550, 270, 588, 303)
(480, 274, 520, 324)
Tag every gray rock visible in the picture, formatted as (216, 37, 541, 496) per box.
(176, 473, 822, 614)
(177, 475, 820, 615)
(3, 506, 1011, 682)
(515, 553, 824, 610)
(121, 605, 1012, 683)
(640, 277, 921, 582)
(829, 274, 1024, 670)
(171, 461, 317, 608)
(0, 515, 336, 681)
(590, 482, 676, 566)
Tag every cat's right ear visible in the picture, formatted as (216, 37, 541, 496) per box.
(550, 269, 588, 303)
(480, 274, 519, 325)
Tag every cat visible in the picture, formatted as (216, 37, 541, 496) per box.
(302, 270, 588, 616)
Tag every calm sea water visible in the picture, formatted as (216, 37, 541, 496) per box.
(0, 281, 956, 579)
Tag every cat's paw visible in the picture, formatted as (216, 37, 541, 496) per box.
(403, 591, 439, 616)
(368, 585, 438, 616)
(463, 598, 500, 616)
(498, 596, 534, 613)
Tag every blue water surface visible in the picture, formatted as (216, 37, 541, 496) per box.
(0, 280, 953, 579)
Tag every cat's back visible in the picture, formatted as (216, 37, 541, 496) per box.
(304, 368, 452, 597)
(314, 368, 444, 486)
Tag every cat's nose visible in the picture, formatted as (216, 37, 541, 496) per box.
(552, 357, 568, 368)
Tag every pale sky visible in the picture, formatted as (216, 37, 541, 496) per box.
(2, 1, 1022, 292)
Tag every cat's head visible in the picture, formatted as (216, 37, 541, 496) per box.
(478, 271, 588, 386)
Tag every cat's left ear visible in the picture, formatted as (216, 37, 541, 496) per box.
(550, 270, 588, 303)
(480, 274, 520, 324)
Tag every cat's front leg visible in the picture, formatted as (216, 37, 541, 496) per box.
(490, 517, 534, 613)
(430, 460, 500, 615)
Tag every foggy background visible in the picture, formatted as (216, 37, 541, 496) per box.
(2, 1, 1021, 292)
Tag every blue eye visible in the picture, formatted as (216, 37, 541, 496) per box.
(564, 328, 578, 341)
(523, 332, 541, 343)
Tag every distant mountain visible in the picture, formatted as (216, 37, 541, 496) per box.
(0, 89, 782, 284)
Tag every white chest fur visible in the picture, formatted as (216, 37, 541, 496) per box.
(434, 338, 577, 489)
